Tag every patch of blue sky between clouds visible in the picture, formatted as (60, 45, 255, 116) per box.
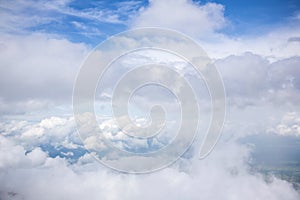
(199, 0, 300, 36)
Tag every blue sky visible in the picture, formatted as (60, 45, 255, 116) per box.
(3, 0, 298, 45)
(50, 0, 300, 41)
(202, 0, 300, 34)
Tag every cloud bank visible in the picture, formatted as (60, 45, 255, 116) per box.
(1, 117, 300, 200)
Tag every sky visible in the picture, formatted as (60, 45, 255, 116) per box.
(0, 0, 300, 199)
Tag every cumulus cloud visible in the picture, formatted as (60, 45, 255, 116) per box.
(0, 116, 79, 152)
(131, 0, 227, 37)
(268, 112, 300, 137)
(1, 112, 300, 199)
(0, 33, 88, 115)
(0, 127, 300, 200)
(0, 34, 88, 101)
(215, 53, 300, 107)
(130, 0, 300, 61)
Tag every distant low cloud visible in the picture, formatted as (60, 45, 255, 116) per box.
(268, 112, 300, 137)
(288, 37, 300, 42)
(215, 53, 300, 108)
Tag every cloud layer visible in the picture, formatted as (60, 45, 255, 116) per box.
(1, 118, 300, 200)
(0, 0, 300, 199)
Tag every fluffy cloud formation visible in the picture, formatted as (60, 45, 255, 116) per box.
(1, 113, 300, 199)
(131, 0, 226, 37)
(216, 53, 300, 107)
(0, 33, 88, 114)
(1, 120, 300, 200)
(268, 112, 300, 137)
(0, 116, 79, 150)
(0, 34, 87, 100)
(131, 0, 300, 61)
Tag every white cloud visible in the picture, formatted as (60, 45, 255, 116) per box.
(268, 112, 300, 137)
(0, 33, 88, 114)
(0, 116, 78, 151)
(202, 26, 300, 61)
(0, 135, 29, 169)
(130, 0, 300, 61)
(40, 117, 68, 129)
(131, 0, 227, 37)
(0, 132, 299, 200)
(215, 53, 300, 107)
(22, 127, 45, 138)
(27, 147, 48, 166)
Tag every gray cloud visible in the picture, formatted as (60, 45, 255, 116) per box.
(0, 34, 88, 114)
(215, 53, 300, 107)
(288, 37, 300, 43)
